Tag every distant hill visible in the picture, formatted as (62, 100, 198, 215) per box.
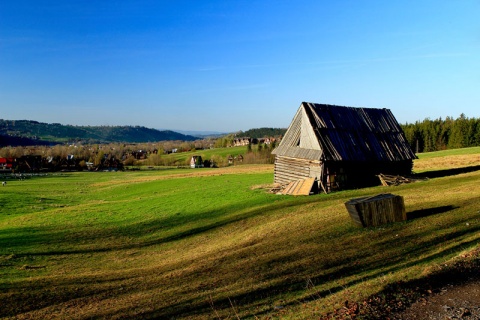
(239, 127, 287, 139)
(0, 134, 54, 147)
(0, 120, 198, 146)
(173, 130, 227, 138)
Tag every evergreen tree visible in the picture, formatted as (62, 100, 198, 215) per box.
(401, 114, 480, 153)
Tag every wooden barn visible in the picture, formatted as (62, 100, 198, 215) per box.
(272, 102, 416, 193)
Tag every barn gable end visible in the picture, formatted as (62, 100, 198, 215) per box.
(272, 102, 416, 192)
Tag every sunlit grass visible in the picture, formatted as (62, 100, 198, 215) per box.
(416, 146, 480, 159)
(413, 146, 480, 172)
(0, 151, 479, 319)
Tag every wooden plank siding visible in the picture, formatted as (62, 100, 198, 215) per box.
(273, 156, 321, 185)
(278, 107, 303, 148)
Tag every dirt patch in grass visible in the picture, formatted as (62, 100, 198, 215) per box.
(321, 247, 480, 319)
(395, 279, 480, 319)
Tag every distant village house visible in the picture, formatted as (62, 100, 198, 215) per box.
(0, 158, 14, 171)
(233, 138, 253, 147)
(190, 156, 204, 168)
(233, 137, 277, 147)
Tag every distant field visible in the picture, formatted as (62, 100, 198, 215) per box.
(0, 148, 479, 318)
(416, 146, 480, 159)
(166, 145, 248, 164)
(413, 146, 480, 172)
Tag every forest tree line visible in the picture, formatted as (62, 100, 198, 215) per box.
(400, 114, 480, 153)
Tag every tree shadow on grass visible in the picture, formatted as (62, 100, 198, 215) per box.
(3, 213, 480, 319)
(0, 196, 320, 317)
(0, 196, 312, 256)
(134, 228, 480, 319)
(2, 192, 479, 318)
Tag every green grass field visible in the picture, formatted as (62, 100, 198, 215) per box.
(416, 146, 480, 159)
(1, 148, 479, 319)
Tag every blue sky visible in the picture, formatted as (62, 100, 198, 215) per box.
(1, 1, 479, 132)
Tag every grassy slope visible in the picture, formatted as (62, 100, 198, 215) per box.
(0, 148, 479, 319)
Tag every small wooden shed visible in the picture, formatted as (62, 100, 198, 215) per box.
(272, 102, 416, 192)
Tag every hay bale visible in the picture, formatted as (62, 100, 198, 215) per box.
(345, 193, 406, 227)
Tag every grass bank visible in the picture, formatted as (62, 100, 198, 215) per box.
(0, 149, 479, 319)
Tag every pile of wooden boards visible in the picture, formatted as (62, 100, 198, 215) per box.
(273, 177, 317, 196)
(377, 173, 425, 186)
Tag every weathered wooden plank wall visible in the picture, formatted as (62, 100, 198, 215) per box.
(273, 156, 321, 185)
